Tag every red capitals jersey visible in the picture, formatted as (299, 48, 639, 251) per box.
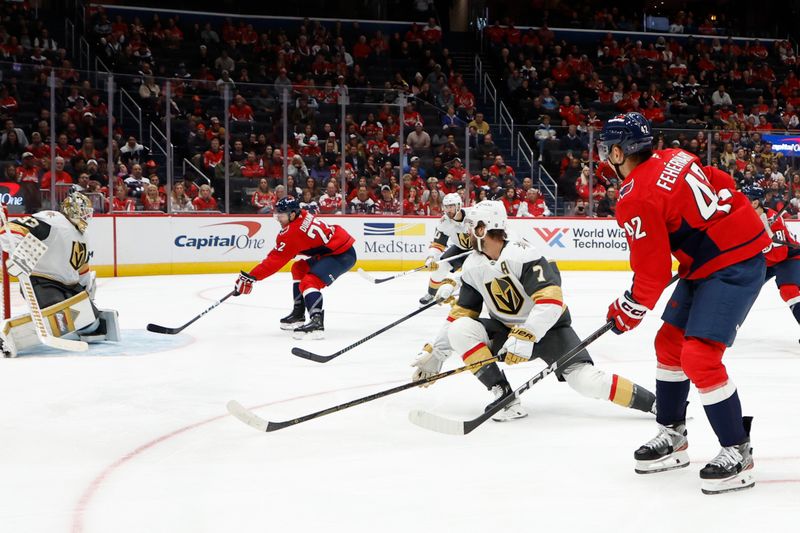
(616, 149, 771, 309)
(764, 209, 800, 267)
(249, 210, 355, 280)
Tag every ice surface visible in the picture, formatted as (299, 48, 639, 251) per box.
(1, 270, 798, 533)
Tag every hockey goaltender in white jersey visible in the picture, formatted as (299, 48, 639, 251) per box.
(0, 190, 119, 357)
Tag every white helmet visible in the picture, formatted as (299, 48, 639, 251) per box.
(464, 200, 507, 251)
(443, 192, 462, 208)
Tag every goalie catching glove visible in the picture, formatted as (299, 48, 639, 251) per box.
(500, 326, 536, 365)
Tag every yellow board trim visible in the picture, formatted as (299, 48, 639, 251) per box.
(85, 259, 682, 277)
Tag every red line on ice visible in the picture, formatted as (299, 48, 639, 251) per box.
(70, 379, 401, 533)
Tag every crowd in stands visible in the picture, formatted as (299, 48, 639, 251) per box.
(2, 0, 795, 219)
(484, 18, 800, 216)
(79, 7, 556, 216)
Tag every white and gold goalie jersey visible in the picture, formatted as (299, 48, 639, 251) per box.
(429, 212, 472, 254)
(6, 211, 91, 286)
(449, 240, 569, 334)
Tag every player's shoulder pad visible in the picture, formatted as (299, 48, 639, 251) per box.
(501, 239, 543, 265)
(13, 213, 53, 240)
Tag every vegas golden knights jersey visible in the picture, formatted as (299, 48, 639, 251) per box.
(451, 240, 570, 328)
(431, 213, 472, 251)
(5, 211, 91, 286)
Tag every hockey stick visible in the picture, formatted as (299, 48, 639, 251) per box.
(0, 211, 88, 352)
(227, 355, 499, 432)
(357, 250, 471, 284)
(408, 273, 682, 435)
(292, 299, 440, 362)
(773, 238, 800, 249)
(408, 321, 614, 435)
(146, 291, 235, 334)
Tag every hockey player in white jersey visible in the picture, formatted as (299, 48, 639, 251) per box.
(0, 190, 119, 357)
(412, 201, 656, 420)
(418, 193, 471, 306)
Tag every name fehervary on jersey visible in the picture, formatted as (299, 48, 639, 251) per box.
(656, 151, 694, 192)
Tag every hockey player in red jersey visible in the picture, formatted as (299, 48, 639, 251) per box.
(233, 197, 356, 339)
(600, 112, 771, 494)
(743, 185, 800, 342)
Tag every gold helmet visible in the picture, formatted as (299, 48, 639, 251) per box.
(61, 190, 94, 233)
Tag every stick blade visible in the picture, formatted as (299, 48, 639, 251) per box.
(226, 401, 269, 432)
(290, 347, 336, 363)
(408, 409, 469, 435)
(146, 323, 180, 335)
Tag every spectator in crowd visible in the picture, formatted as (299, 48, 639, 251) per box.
(170, 182, 195, 212)
(300, 188, 319, 214)
(517, 188, 551, 217)
(318, 181, 344, 214)
(403, 185, 426, 215)
(349, 184, 376, 214)
(406, 122, 431, 151)
(288, 154, 310, 182)
(112, 184, 136, 212)
(142, 184, 166, 212)
(41, 156, 73, 189)
(119, 136, 148, 167)
(426, 185, 444, 216)
(501, 187, 520, 216)
(0, 130, 24, 161)
(468, 112, 490, 136)
(596, 186, 618, 217)
(252, 178, 275, 214)
(2, 119, 28, 147)
(376, 184, 400, 214)
(193, 184, 219, 211)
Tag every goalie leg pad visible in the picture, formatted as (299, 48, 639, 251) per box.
(2, 291, 98, 353)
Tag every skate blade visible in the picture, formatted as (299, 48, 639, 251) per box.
(280, 322, 305, 331)
(292, 330, 325, 340)
(491, 411, 528, 422)
(635, 450, 690, 474)
(701, 471, 755, 495)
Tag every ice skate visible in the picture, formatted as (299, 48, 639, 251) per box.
(487, 382, 527, 422)
(700, 417, 755, 495)
(634, 422, 690, 473)
(292, 311, 324, 340)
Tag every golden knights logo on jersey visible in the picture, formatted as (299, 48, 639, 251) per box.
(70, 241, 89, 270)
(456, 232, 470, 249)
(485, 275, 524, 315)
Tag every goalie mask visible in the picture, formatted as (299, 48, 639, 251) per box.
(61, 191, 94, 233)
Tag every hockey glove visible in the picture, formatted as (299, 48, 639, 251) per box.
(434, 279, 457, 305)
(501, 326, 536, 365)
(424, 254, 438, 271)
(411, 343, 446, 386)
(234, 271, 256, 296)
(607, 291, 647, 334)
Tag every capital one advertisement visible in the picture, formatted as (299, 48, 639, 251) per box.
(762, 134, 800, 156)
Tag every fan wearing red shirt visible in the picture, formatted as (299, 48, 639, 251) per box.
(203, 138, 224, 169)
(233, 198, 357, 339)
(240, 152, 266, 178)
(192, 184, 219, 211)
(229, 95, 254, 122)
(600, 112, 770, 494)
(41, 156, 74, 189)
